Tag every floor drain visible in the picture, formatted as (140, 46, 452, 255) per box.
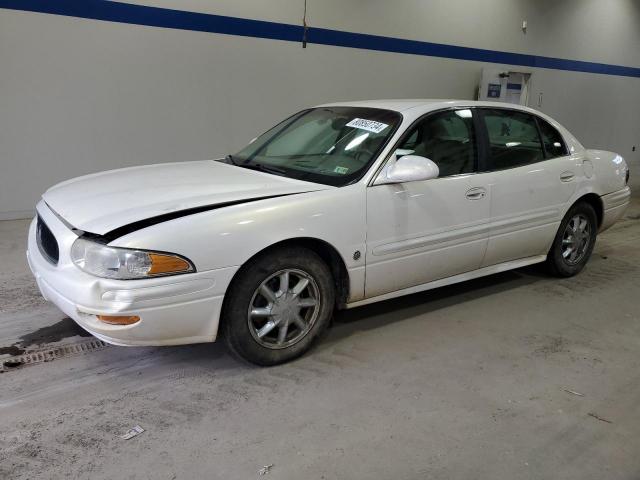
(1, 339, 110, 372)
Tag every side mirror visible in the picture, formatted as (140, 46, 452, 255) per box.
(375, 155, 439, 185)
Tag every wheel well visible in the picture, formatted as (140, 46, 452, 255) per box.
(232, 238, 350, 309)
(575, 193, 603, 228)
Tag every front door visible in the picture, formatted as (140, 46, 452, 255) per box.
(365, 108, 491, 298)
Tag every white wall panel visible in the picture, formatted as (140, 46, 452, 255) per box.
(0, 1, 638, 219)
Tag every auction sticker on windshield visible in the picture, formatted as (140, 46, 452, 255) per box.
(345, 118, 389, 134)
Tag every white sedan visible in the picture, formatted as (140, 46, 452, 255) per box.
(28, 100, 631, 365)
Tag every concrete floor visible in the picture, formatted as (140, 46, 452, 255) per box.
(1, 174, 640, 479)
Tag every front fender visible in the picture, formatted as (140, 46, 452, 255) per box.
(110, 185, 367, 300)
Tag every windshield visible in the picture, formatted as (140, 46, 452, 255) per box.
(228, 107, 402, 186)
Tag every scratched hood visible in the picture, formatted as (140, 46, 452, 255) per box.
(42, 160, 329, 235)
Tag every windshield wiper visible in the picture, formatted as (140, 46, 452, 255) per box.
(222, 154, 288, 176)
(235, 161, 288, 176)
(247, 163, 288, 175)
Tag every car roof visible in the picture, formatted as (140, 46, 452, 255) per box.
(316, 99, 542, 115)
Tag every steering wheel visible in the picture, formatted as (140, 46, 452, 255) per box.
(355, 148, 376, 163)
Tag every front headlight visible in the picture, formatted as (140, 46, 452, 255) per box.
(70, 237, 195, 279)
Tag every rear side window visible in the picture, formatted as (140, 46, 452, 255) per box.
(537, 118, 568, 158)
(397, 109, 476, 177)
(482, 109, 544, 170)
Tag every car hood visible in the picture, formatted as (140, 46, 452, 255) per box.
(42, 160, 330, 235)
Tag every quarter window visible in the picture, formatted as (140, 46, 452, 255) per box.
(396, 109, 476, 177)
(482, 109, 544, 170)
(537, 118, 568, 158)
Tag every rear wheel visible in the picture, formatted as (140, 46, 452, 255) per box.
(222, 246, 335, 365)
(546, 202, 597, 277)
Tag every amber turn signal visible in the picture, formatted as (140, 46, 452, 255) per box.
(97, 315, 141, 325)
(148, 254, 193, 275)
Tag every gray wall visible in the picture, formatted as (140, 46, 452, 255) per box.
(1, 0, 639, 219)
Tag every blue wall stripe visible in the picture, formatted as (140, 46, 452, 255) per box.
(1, 0, 639, 78)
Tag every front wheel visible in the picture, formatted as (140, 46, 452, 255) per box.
(546, 201, 598, 277)
(222, 246, 335, 365)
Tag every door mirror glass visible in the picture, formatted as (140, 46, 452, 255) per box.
(375, 155, 439, 185)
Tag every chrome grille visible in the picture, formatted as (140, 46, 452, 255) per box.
(36, 215, 59, 265)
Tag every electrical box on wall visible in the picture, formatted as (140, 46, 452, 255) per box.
(477, 68, 533, 106)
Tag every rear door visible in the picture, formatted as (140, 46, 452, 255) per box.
(477, 108, 578, 266)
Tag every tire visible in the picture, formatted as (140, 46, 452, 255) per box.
(222, 246, 335, 366)
(546, 201, 598, 277)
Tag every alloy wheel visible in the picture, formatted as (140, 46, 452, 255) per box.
(561, 213, 591, 265)
(247, 269, 320, 349)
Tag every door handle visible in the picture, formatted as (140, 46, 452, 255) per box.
(560, 171, 575, 182)
(465, 187, 486, 200)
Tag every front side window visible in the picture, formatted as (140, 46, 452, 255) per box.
(396, 109, 476, 177)
(229, 107, 401, 186)
(537, 118, 568, 158)
(482, 109, 544, 170)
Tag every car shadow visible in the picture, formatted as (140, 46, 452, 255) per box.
(321, 263, 546, 347)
